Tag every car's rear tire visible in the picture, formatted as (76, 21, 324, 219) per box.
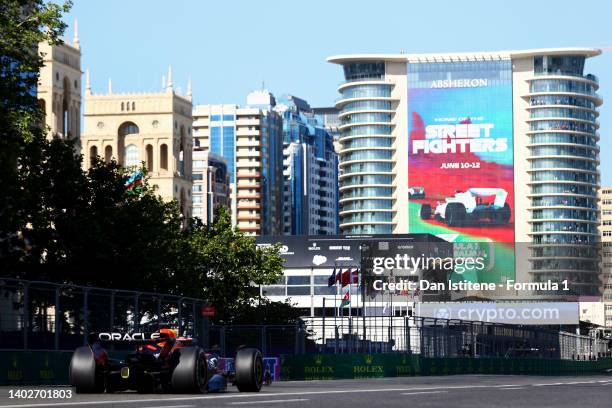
(70, 346, 105, 393)
(420, 204, 432, 220)
(446, 203, 466, 227)
(171, 347, 208, 393)
(235, 348, 263, 392)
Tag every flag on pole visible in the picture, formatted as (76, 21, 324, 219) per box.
(328, 265, 337, 287)
(340, 268, 350, 287)
(340, 267, 358, 287)
(351, 268, 359, 285)
(340, 287, 350, 308)
(124, 170, 144, 195)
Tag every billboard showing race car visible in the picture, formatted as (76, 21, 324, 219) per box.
(407, 60, 515, 284)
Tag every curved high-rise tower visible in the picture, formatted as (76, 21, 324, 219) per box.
(329, 48, 602, 296)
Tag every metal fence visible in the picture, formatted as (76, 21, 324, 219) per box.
(2, 278, 609, 361)
(0, 278, 208, 350)
(209, 316, 611, 361)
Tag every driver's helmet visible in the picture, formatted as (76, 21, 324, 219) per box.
(208, 356, 219, 369)
(159, 327, 177, 339)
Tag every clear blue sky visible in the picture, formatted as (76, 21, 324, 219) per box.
(64, 0, 612, 184)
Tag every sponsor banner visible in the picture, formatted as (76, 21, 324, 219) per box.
(0, 351, 73, 385)
(256, 234, 443, 268)
(416, 302, 579, 325)
(408, 60, 515, 285)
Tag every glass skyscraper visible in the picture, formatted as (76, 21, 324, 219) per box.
(276, 95, 339, 235)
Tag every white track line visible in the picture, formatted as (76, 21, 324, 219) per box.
(400, 391, 447, 395)
(141, 406, 195, 408)
(229, 399, 309, 405)
(0, 380, 608, 408)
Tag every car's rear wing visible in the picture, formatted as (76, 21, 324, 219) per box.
(87, 332, 172, 344)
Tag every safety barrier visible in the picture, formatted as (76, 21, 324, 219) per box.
(279, 353, 612, 381)
(3, 350, 612, 385)
(0, 351, 73, 385)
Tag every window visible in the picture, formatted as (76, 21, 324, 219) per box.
(287, 287, 310, 296)
(104, 145, 113, 163)
(125, 144, 139, 167)
(211, 127, 222, 156)
(119, 122, 139, 136)
(604, 231, 612, 237)
(211, 115, 221, 121)
(223, 114, 234, 121)
(193, 160, 206, 168)
(145, 144, 153, 171)
(223, 126, 235, 182)
(262, 286, 286, 296)
(89, 146, 98, 164)
(193, 173, 203, 181)
(287, 276, 310, 285)
(314, 286, 337, 295)
(160, 144, 168, 170)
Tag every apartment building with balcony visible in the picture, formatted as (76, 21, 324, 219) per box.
(192, 90, 283, 235)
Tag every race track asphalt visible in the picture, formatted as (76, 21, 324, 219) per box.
(1, 375, 612, 408)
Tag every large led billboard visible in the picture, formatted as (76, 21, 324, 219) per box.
(407, 60, 515, 285)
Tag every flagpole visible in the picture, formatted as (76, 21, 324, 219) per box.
(341, 263, 344, 351)
(337, 270, 341, 352)
(348, 267, 353, 322)
(322, 296, 326, 349)
(334, 279, 337, 354)
(361, 266, 366, 349)
(333, 265, 337, 354)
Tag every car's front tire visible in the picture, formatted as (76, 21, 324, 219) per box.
(235, 348, 264, 392)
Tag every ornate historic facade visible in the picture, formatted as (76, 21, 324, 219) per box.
(81, 68, 193, 217)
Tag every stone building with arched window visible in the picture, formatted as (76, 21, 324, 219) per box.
(80, 69, 193, 217)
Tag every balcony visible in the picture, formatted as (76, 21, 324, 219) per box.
(237, 182, 261, 189)
(236, 171, 261, 179)
(237, 214, 261, 221)
(236, 118, 260, 126)
(237, 203, 261, 210)
(236, 161, 261, 168)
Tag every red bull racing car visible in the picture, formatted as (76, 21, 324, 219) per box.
(69, 327, 263, 394)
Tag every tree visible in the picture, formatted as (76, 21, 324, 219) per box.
(17, 156, 187, 292)
(0, 0, 72, 268)
(176, 207, 285, 323)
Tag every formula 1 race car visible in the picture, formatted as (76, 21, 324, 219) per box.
(408, 186, 426, 199)
(69, 328, 263, 394)
(420, 188, 511, 227)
